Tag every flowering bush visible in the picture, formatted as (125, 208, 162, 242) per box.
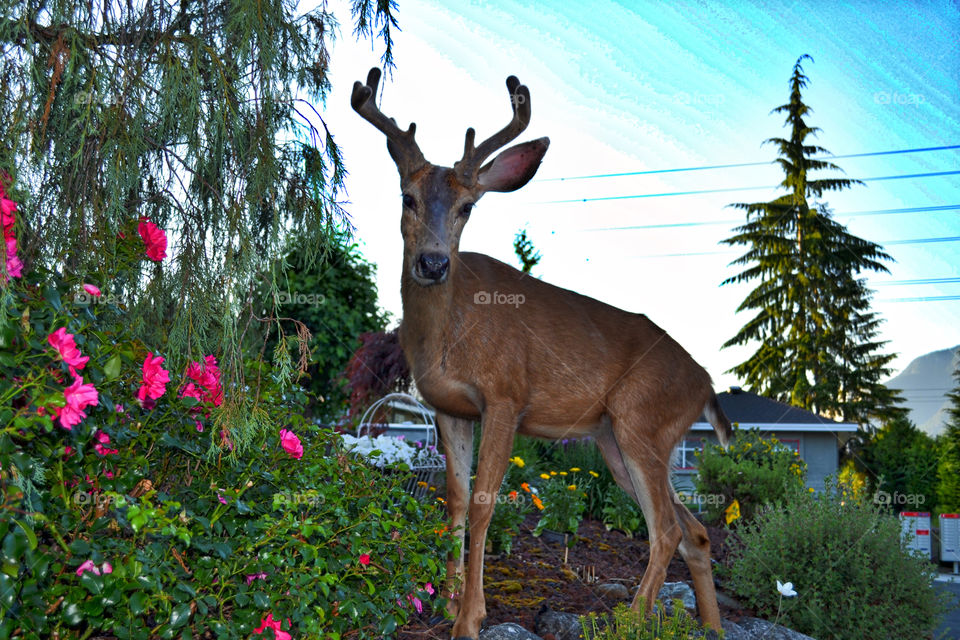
(0, 270, 455, 637)
(695, 428, 806, 524)
(725, 478, 948, 640)
(533, 470, 589, 543)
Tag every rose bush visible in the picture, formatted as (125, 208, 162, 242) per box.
(1, 184, 454, 638)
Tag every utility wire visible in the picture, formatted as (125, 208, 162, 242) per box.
(627, 235, 960, 260)
(582, 204, 960, 232)
(538, 144, 960, 182)
(541, 170, 960, 204)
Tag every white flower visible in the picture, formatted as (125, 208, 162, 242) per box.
(776, 580, 797, 597)
(339, 433, 444, 468)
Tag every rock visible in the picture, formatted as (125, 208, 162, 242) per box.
(533, 606, 584, 640)
(717, 619, 754, 640)
(738, 617, 818, 639)
(657, 581, 697, 610)
(595, 582, 630, 600)
(480, 623, 544, 640)
(714, 589, 745, 610)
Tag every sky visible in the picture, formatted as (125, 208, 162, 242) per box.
(319, 0, 959, 393)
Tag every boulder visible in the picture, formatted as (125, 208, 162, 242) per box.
(738, 617, 818, 639)
(533, 606, 584, 640)
(480, 623, 544, 640)
(595, 582, 630, 600)
(657, 581, 697, 610)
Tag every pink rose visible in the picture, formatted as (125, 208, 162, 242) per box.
(55, 376, 99, 430)
(137, 220, 167, 261)
(47, 327, 90, 376)
(137, 353, 170, 404)
(82, 283, 102, 297)
(253, 613, 291, 640)
(279, 429, 303, 460)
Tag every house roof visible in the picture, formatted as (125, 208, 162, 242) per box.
(692, 387, 858, 432)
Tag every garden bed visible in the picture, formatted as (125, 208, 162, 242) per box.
(399, 514, 754, 638)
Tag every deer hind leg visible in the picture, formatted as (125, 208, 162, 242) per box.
(451, 404, 517, 640)
(436, 413, 474, 620)
(672, 495, 723, 630)
(609, 426, 683, 617)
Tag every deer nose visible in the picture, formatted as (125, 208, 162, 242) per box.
(417, 252, 450, 281)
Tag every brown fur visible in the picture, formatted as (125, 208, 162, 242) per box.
(351, 69, 730, 638)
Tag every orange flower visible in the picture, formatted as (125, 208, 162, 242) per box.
(532, 495, 544, 511)
(508, 490, 518, 501)
(520, 482, 531, 493)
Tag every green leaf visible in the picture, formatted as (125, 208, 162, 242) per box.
(79, 571, 103, 595)
(169, 603, 191, 628)
(11, 520, 37, 551)
(43, 287, 62, 312)
(104, 354, 122, 380)
(130, 591, 147, 615)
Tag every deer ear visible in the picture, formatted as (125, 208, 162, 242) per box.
(477, 137, 550, 193)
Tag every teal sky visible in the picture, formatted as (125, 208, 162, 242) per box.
(324, 0, 959, 396)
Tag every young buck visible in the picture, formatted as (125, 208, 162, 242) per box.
(351, 67, 732, 638)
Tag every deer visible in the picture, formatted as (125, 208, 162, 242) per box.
(350, 67, 732, 639)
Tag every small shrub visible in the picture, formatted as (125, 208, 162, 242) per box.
(601, 484, 646, 538)
(580, 601, 706, 639)
(725, 478, 949, 640)
(695, 428, 806, 524)
(487, 490, 531, 556)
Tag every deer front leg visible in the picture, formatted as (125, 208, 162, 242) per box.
(451, 404, 517, 640)
(437, 413, 474, 619)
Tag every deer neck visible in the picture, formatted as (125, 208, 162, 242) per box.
(400, 252, 459, 353)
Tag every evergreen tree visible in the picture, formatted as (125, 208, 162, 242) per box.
(858, 415, 939, 513)
(938, 351, 960, 512)
(513, 227, 542, 274)
(0, 0, 396, 375)
(722, 55, 904, 426)
(264, 235, 388, 422)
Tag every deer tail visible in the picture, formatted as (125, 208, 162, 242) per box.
(704, 390, 733, 448)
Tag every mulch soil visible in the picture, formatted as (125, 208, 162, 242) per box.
(399, 514, 755, 638)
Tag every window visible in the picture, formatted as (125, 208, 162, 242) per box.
(770, 437, 801, 456)
(675, 438, 705, 470)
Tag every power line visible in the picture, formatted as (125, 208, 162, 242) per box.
(875, 277, 960, 286)
(583, 204, 960, 232)
(628, 235, 960, 259)
(538, 144, 960, 182)
(542, 170, 960, 204)
(886, 236, 960, 245)
(884, 295, 960, 303)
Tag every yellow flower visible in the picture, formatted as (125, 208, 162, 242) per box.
(429, 486, 437, 492)
(540, 473, 550, 480)
(570, 467, 581, 472)
(724, 499, 741, 525)
(417, 481, 428, 488)
(588, 471, 599, 478)
(808, 487, 815, 493)
(550, 471, 557, 476)
(509, 456, 525, 468)
(436, 497, 446, 504)
(559, 471, 568, 476)
(567, 484, 577, 491)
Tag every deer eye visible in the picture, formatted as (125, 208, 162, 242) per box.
(402, 194, 417, 209)
(460, 202, 475, 217)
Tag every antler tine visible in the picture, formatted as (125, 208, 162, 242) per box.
(455, 75, 532, 184)
(350, 68, 427, 175)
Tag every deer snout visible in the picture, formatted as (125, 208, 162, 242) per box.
(415, 252, 450, 283)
